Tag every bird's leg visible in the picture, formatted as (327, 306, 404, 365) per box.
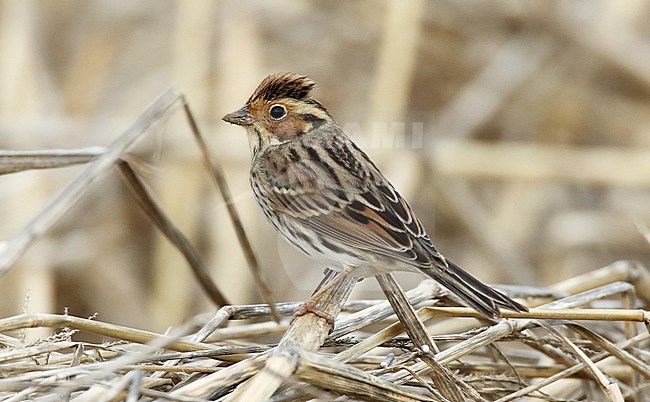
(292, 267, 353, 325)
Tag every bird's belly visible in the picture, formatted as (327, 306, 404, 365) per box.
(280, 225, 366, 269)
(278, 221, 414, 277)
(251, 189, 414, 277)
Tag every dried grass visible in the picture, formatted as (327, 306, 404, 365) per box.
(0, 269, 647, 401)
(0, 92, 648, 401)
(1, 2, 650, 401)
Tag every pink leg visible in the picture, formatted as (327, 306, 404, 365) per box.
(292, 268, 352, 325)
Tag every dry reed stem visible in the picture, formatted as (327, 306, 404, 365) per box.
(228, 273, 357, 401)
(330, 279, 442, 339)
(294, 350, 430, 402)
(495, 332, 650, 402)
(451, 362, 636, 380)
(0, 341, 76, 364)
(422, 307, 649, 322)
(181, 99, 281, 322)
(166, 354, 268, 400)
(377, 274, 482, 402)
(566, 324, 650, 379)
(0, 313, 220, 354)
(0, 148, 106, 175)
(536, 320, 624, 402)
(551, 260, 650, 302)
(117, 159, 228, 307)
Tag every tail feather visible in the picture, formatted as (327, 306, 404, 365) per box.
(420, 259, 528, 319)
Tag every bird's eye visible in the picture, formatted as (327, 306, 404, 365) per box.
(269, 104, 287, 120)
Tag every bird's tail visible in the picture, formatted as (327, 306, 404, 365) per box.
(421, 259, 528, 319)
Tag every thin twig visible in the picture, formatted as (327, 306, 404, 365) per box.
(117, 158, 228, 307)
(535, 320, 624, 402)
(422, 307, 650, 322)
(0, 147, 106, 175)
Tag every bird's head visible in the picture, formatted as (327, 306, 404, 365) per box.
(222, 73, 331, 155)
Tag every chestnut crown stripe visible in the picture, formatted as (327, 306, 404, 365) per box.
(248, 73, 317, 104)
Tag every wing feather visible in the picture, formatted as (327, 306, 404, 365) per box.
(263, 163, 433, 267)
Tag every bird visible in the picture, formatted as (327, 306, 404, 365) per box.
(222, 73, 528, 319)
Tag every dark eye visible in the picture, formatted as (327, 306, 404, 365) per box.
(269, 104, 287, 120)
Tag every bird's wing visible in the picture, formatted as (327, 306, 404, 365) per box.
(278, 186, 437, 267)
(260, 141, 442, 268)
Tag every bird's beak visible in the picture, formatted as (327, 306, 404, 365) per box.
(222, 106, 254, 126)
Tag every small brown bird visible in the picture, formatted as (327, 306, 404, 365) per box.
(223, 73, 527, 318)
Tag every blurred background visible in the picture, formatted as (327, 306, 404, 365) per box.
(0, 0, 649, 333)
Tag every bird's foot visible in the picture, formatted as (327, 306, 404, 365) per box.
(292, 300, 335, 327)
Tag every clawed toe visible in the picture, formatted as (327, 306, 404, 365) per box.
(292, 301, 335, 326)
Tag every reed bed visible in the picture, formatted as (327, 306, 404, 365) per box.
(0, 91, 648, 401)
(1, 1, 650, 401)
(0, 266, 648, 401)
